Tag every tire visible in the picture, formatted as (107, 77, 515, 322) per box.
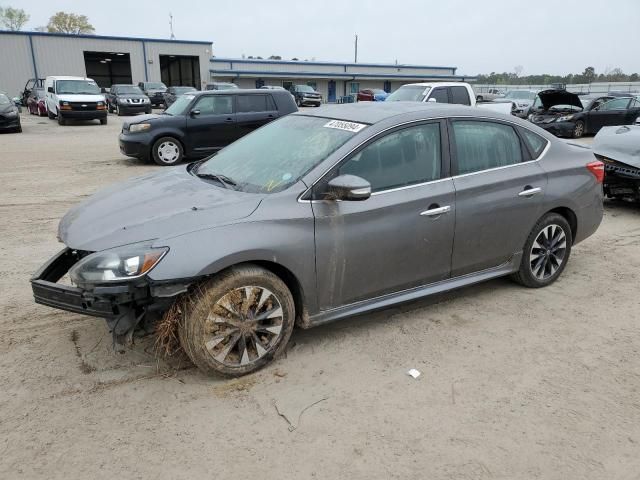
(511, 213, 573, 288)
(178, 264, 295, 377)
(145, 108, 151, 114)
(107, 103, 113, 113)
(151, 136, 184, 166)
(47, 108, 55, 119)
(57, 112, 66, 126)
(296, 97, 301, 107)
(116, 104, 122, 116)
(476, 95, 484, 102)
(573, 120, 585, 138)
(15, 124, 22, 133)
(100, 117, 107, 125)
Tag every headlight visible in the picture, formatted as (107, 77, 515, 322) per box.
(69, 244, 168, 285)
(129, 123, 151, 133)
(142, 98, 150, 103)
(5, 110, 17, 118)
(556, 114, 574, 122)
(97, 101, 105, 106)
(118, 98, 128, 104)
(518, 103, 528, 107)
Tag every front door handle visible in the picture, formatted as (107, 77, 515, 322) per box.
(420, 205, 451, 217)
(224, 117, 234, 122)
(518, 186, 542, 197)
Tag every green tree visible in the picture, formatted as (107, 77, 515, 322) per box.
(582, 66, 596, 83)
(46, 11, 94, 34)
(0, 6, 29, 31)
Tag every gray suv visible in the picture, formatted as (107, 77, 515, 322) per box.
(31, 103, 604, 377)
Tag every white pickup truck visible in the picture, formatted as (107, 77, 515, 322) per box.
(386, 82, 513, 115)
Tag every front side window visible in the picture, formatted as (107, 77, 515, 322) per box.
(339, 123, 441, 192)
(197, 115, 359, 194)
(429, 88, 449, 103)
(452, 121, 523, 175)
(194, 95, 233, 115)
(165, 94, 194, 115)
(601, 98, 631, 110)
(450, 86, 471, 106)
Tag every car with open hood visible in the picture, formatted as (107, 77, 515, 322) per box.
(593, 124, 640, 202)
(32, 102, 604, 377)
(0, 92, 21, 132)
(27, 87, 47, 116)
(529, 89, 640, 138)
(105, 84, 151, 116)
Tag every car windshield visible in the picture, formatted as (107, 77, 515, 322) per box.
(196, 115, 361, 194)
(296, 85, 315, 92)
(56, 80, 101, 95)
(165, 94, 194, 115)
(173, 87, 197, 94)
(145, 83, 166, 90)
(117, 86, 143, 94)
(504, 90, 535, 100)
(0, 94, 10, 105)
(386, 85, 430, 102)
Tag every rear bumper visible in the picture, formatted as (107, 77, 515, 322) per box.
(60, 110, 107, 120)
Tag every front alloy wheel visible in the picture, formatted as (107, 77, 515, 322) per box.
(512, 213, 573, 288)
(179, 265, 295, 377)
(573, 120, 585, 138)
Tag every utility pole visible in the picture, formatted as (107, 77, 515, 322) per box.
(354, 34, 358, 63)
(169, 13, 175, 40)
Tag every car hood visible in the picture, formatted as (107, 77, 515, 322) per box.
(58, 166, 264, 251)
(592, 125, 640, 169)
(123, 113, 177, 128)
(537, 89, 582, 111)
(55, 94, 106, 103)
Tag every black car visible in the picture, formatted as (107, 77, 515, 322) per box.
(106, 84, 151, 116)
(119, 89, 298, 166)
(529, 89, 640, 138)
(163, 86, 197, 108)
(137, 81, 167, 107)
(290, 85, 322, 107)
(0, 92, 21, 133)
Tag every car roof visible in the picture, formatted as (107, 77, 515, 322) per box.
(293, 101, 513, 125)
(401, 82, 467, 88)
(191, 89, 287, 96)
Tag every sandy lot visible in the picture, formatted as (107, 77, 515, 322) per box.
(1, 111, 639, 480)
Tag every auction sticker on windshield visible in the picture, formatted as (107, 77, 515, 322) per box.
(323, 120, 367, 132)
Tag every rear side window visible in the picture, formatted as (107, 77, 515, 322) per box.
(194, 95, 233, 114)
(236, 94, 276, 113)
(452, 121, 523, 175)
(519, 128, 548, 159)
(429, 88, 449, 103)
(450, 86, 471, 106)
(339, 123, 441, 192)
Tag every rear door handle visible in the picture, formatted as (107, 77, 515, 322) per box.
(420, 205, 451, 217)
(518, 187, 542, 197)
(224, 117, 234, 122)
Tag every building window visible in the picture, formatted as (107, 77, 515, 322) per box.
(349, 82, 360, 94)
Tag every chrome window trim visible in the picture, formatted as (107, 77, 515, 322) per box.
(297, 114, 551, 204)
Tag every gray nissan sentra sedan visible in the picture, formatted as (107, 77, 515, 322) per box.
(31, 102, 604, 377)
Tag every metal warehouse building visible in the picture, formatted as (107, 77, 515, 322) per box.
(0, 30, 473, 103)
(211, 58, 474, 103)
(0, 30, 212, 96)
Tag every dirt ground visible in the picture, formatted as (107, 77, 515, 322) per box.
(1, 111, 639, 480)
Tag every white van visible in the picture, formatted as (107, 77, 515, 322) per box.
(44, 76, 108, 125)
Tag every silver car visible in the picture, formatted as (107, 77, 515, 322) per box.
(31, 103, 604, 377)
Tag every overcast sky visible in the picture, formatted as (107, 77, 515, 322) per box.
(16, 0, 640, 75)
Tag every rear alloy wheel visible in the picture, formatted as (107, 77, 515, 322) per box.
(178, 265, 295, 377)
(512, 213, 572, 288)
(573, 120, 585, 138)
(151, 136, 183, 166)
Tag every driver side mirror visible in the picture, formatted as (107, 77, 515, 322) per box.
(325, 174, 371, 201)
(190, 109, 201, 116)
(427, 97, 437, 103)
(47, 86, 54, 93)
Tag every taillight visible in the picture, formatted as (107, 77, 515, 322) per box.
(586, 160, 604, 184)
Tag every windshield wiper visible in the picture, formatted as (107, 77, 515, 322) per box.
(195, 171, 238, 189)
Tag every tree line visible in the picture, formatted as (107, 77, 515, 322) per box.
(0, 6, 94, 34)
(477, 67, 639, 85)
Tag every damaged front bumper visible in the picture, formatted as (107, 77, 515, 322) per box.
(31, 248, 190, 345)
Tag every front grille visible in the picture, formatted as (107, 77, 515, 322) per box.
(69, 102, 98, 111)
(126, 98, 144, 104)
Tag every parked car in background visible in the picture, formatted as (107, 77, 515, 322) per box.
(529, 89, 640, 138)
(20, 78, 44, 107)
(0, 92, 22, 132)
(593, 124, 640, 202)
(475, 87, 505, 102)
(119, 89, 298, 166)
(357, 89, 389, 102)
(44, 76, 107, 126)
(163, 86, 197, 108)
(106, 84, 151, 116)
(290, 85, 322, 107)
(205, 82, 239, 91)
(27, 87, 47, 116)
(260, 85, 296, 101)
(386, 82, 512, 114)
(494, 90, 538, 118)
(33, 102, 604, 377)
(137, 81, 167, 107)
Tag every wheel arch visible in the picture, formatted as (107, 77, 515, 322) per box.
(546, 206, 577, 243)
